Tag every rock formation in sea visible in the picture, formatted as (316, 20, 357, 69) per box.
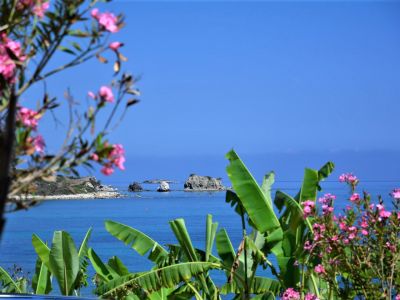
(157, 181, 170, 192)
(143, 179, 177, 184)
(184, 174, 225, 191)
(128, 182, 143, 192)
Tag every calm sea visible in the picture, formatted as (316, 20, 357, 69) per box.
(0, 180, 397, 296)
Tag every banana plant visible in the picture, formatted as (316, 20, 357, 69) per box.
(31, 228, 92, 296)
(104, 214, 282, 299)
(91, 217, 223, 299)
(225, 149, 334, 296)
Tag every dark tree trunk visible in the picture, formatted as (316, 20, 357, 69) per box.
(0, 85, 17, 239)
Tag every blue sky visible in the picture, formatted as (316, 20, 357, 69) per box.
(36, 0, 400, 155)
(30, 1, 400, 180)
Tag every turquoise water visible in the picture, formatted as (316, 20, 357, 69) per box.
(0, 180, 398, 296)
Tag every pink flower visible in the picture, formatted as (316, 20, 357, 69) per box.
(322, 204, 334, 215)
(395, 295, 400, 300)
(348, 233, 356, 240)
(391, 188, 400, 200)
(302, 200, 315, 218)
(376, 204, 384, 211)
(91, 8, 99, 18)
(361, 229, 368, 236)
(305, 293, 319, 300)
(113, 155, 125, 170)
(109, 41, 123, 51)
(386, 242, 396, 252)
(349, 193, 360, 203)
(281, 288, 300, 300)
(17, 107, 41, 130)
(0, 36, 25, 81)
(318, 193, 336, 204)
(17, 0, 49, 18)
(32, 135, 45, 153)
(109, 144, 125, 170)
(92, 9, 119, 33)
(101, 164, 114, 176)
(339, 173, 358, 184)
(304, 240, 313, 251)
(32, 1, 49, 18)
(90, 153, 99, 161)
(88, 91, 96, 99)
(339, 222, 347, 231)
(99, 86, 114, 102)
(314, 264, 326, 274)
(303, 200, 315, 207)
(379, 210, 391, 219)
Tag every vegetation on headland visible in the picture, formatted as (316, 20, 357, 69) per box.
(1, 150, 399, 299)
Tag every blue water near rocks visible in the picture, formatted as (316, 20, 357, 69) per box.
(0, 180, 398, 296)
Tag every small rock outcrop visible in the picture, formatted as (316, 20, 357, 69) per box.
(157, 181, 170, 192)
(143, 179, 177, 184)
(128, 182, 143, 192)
(184, 174, 225, 191)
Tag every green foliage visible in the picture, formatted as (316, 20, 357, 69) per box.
(105, 220, 168, 264)
(0, 266, 23, 293)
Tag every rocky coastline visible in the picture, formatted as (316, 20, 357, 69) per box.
(11, 176, 122, 201)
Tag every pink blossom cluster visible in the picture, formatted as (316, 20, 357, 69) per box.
(281, 288, 320, 300)
(91, 143, 125, 176)
(17, 106, 45, 154)
(27, 135, 45, 153)
(305, 294, 319, 300)
(17, 106, 41, 130)
(314, 264, 326, 274)
(281, 288, 300, 300)
(302, 172, 400, 298)
(91, 9, 119, 33)
(318, 193, 335, 216)
(17, 0, 50, 18)
(0, 35, 25, 82)
(339, 173, 358, 185)
(391, 188, 400, 200)
(302, 200, 315, 218)
(349, 193, 360, 203)
(376, 204, 392, 220)
(88, 86, 114, 103)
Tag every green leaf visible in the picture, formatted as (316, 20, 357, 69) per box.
(95, 262, 221, 298)
(78, 228, 92, 262)
(0, 267, 22, 293)
(216, 229, 236, 269)
(88, 248, 119, 283)
(220, 276, 280, 295)
(58, 46, 76, 55)
(71, 42, 82, 52)
(205, 214, 218, 262)
(261, 172, 275, 206)
(225, 150, 280, 234)
(105, 220, 168, 264)
(108, 256, 130, 276)
(48, 231, 79, 295)
(32, 257, 52, 295)
(75, 228, 92, 289)
(169, 219, 198, 262)
(32, 234, 51, 268)
(299, 168, 319, 202)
